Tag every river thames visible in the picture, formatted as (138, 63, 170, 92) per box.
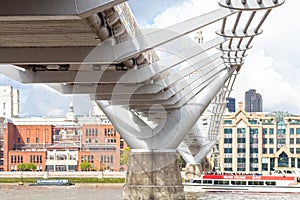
(0, 184, 300, 200)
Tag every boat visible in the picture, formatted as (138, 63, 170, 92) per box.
(29, 179, 74, 186)
(184, 168, 300, 193)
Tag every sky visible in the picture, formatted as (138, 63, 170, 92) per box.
(0, 0, 299, 116)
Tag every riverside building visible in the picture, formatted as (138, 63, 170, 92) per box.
(0, 101, 127, 172)
(219, 102, 300, 174)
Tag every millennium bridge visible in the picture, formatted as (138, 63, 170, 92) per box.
(0, 0, 284, 199)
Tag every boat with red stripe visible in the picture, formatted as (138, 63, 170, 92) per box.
(184, 169, 300, 193)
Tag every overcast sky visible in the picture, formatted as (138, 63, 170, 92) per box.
(0, 0, 298, 116)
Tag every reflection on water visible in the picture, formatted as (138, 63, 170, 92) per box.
(1, 185, 300, 200)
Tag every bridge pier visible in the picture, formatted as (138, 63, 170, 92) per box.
(122, 151, 185, 200)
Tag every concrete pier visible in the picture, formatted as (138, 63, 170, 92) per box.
(122, 152, 185, 200)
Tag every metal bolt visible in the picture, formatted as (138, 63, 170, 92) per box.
(226, 0, 231, 5)
(257, 0, 262, 4)
(241, 0, 247, 4)
(273, 0, 278, 3)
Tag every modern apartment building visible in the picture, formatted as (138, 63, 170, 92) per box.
(245, 89, 263, 112)
(219, 102, 300, 174)
(226, 97, 236, 112)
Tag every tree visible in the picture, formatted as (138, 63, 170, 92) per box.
(18, 163, 37, 171)
(120, 147, 130, 165)
(80, 161, 92, 171)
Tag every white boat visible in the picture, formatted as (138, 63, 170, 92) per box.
(184, 169, 300, 193)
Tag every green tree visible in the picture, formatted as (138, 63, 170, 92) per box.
(120, 147, 130, 165)
(18, 163, 37, 171)
(80, 161, 92, 171)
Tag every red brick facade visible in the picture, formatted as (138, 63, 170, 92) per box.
(0, 120, 128, 172)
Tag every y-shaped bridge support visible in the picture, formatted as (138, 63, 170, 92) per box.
(98, 64, 237, 199)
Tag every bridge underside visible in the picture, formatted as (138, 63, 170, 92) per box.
(0, 0, 284, 199)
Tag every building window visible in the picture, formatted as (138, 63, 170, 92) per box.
(224, 148, 232, 153)
(95, 129, 98, 136)
(291, 158, 296, 167)
(263, 138, 268, 144)
(263, 148, 267, 154)
(237, 148, 246, 153)
(237, 158, 246, 163)
(237, 128, 246, 133)
(269, 148, 274, 154)
(296, 148, 300, 154)
(263, 128, 267, 135)
(250, 148, 258, 153)
(290, 138, 295, 144)
(278, 152, 288, 167)
(290, 148, 294, 154)
(237, 138, 246, 143)
(248, 119, 258, 124)
(86, 129, 88, 136)
(224, 158, 232, 163)
(269, 138, 274, 144)
(269, 128, 274, 134)
(26, 138, 30, 143)
(250, 158, 258, 163)
(36, 138, 39, 143)
(297, 138, 300, 144)
(224, 138, 232, 144)
(224, 120, 232, 124)
(290, 128, 295, 135)
(296, 128, 300, 134)
(17, 138, 21, 143)
(250, 128, 258, 134)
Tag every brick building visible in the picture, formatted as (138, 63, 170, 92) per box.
(0, 102, 128, 172)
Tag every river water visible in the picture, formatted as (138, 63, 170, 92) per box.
(0, 184, 299, 200)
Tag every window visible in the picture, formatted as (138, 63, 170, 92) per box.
(263, 128, 267, 135)
(263, 138, 268, 144)
(224, 148, 232, 153)
(269, 148, 274, 154)
(291, 158, 295, 167)
(26, 138, 30, 143)
(237, 148, 246, 153)
(237, 158, 246, 163)
(269, 128, 274, 134)
(263, 148, 267, 154)
(250, 148, 258, 153)
(224, 138, 232, 144)
(290, 148, 295, 154)
(296, 138, 300, 144)
(36, 138, 39, 143)
(17, 138, 20, 143)
(224, 158, 232, 163)
(237, 138, 246, 143)
(296, 148, 300, 154)
(250, 158, 258, 163)
(290, 128, 295, 135)
(224, 128, 232, 134)
(224, 120, 232, 124)
(290, 138, 295, 144)
(248, 119, 258, 124)
(296, 128, 300, 134)
(278, 152, 289, 167)
(237, 128, 246, 133)
(250, 128, 258, 134)
(269, 138, 274, 144)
